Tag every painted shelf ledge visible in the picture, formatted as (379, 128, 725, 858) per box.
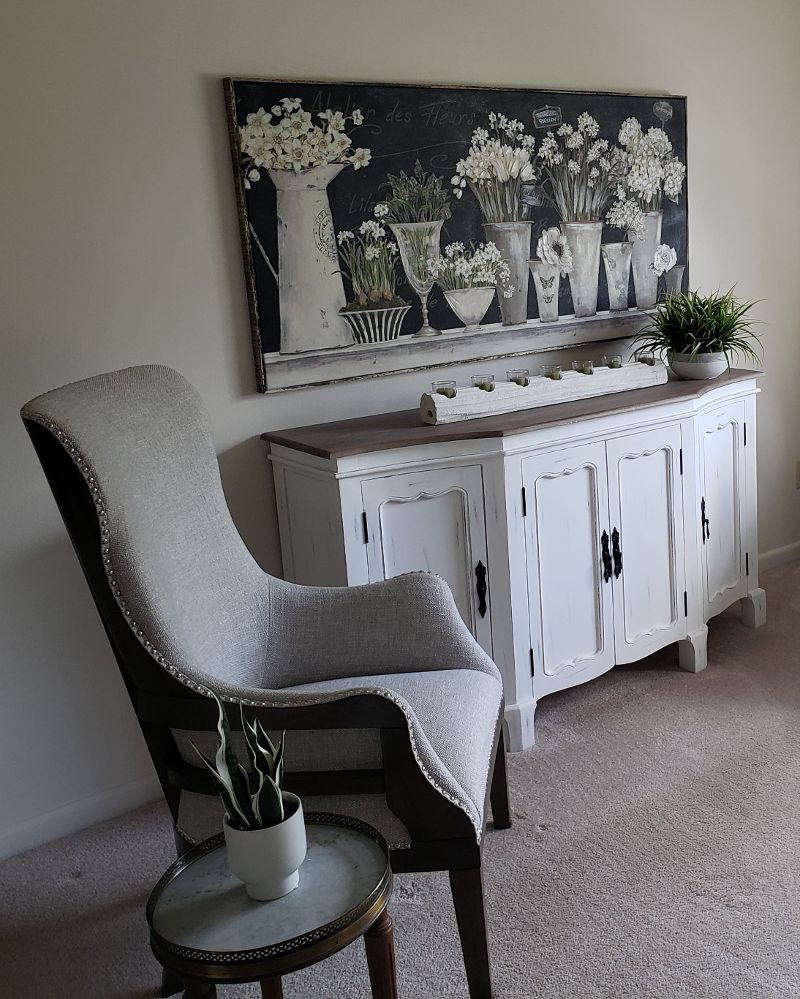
(261, 308, 652, 391)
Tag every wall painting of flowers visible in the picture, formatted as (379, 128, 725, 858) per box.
(224, 79, 687, 392)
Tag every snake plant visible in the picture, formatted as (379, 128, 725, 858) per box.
(191, 693, 286, 831)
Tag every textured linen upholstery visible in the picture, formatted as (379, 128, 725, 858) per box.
(21, 365, 504, 840)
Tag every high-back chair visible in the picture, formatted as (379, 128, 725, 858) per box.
(22, 365, 510, 999)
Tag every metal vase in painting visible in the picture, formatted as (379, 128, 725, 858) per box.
(629, 210, 663, 310)
(443, 287, 496, 332)
(529, 260, 560, 323)
(561, 221, 602, 318)
(666, 264, 685, 296)
(269, 164, 351, 354)
(389, 221, 443, 337)
(601, 242, 633, 312)
(340, 304, 411, 345)
(483, 222, 532, 326)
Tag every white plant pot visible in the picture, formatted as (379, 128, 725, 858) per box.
(561, 221, 603, 318)
(528, 259, 560, 323)
(340, 304, 411, 344)
(223, 792, 307, 901)
(483, 222, 532, 326)
(443, 287, 496, 331)
(668, 351, 729, 380)
(629, 210, 663, 310)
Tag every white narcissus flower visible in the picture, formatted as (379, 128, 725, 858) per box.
(247, 168, 261, 183)
(352, 147, 371, 170)
(336, 230, 354, 245)
(606, 198, 646, 240)
(373, 202, 390, 219)
(351, 109, 364, 125)
(653, 244, 677, 275)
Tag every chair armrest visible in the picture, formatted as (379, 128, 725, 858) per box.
(266, 572, 499, 687)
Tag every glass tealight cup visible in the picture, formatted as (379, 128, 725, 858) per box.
(507, 368, 530, 387)
(471, 374, 495, 392)
(638, 352, 657, 366)
(541, 364, 562, 381)
(602, 354, 623, 369)
(571, 359, 582, 372)
(580, 359, 594, 375)
(432, 380, 457, 399)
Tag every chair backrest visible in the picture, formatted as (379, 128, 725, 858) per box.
(21, 365, 273, 695)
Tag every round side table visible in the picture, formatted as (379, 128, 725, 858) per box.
(146, 813, 397, 998)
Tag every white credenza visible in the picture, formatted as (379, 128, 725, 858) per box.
(264, 370, 765, 751)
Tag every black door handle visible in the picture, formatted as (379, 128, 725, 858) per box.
(475, 561, 487, 618)
(701, 497, 710, 542)
(611, 528, 623, 579)
(600, 530, 612, 583)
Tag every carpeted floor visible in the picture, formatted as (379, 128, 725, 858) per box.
(2, 563, 799, 999)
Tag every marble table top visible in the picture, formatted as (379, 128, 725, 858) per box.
(148, 816, 389, 960)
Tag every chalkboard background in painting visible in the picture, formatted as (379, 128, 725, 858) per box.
(224, 79, 688, 389)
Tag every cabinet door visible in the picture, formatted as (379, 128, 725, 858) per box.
(606, 425, 686, 663)
(361, 465, 492, 653)
(699, 400, 747, 618)
(523, 442, 614, 696)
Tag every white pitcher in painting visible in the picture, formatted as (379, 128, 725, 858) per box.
(238, 99, 372, 354)
(269, 164, 351, 354)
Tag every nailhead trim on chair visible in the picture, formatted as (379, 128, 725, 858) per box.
(27, 414, 499, 840)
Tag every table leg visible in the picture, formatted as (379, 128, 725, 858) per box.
(363, 907, 398, 999)
(182, 981, 216, 999)
(260, 976, 283, 998)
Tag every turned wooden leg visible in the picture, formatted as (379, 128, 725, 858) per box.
(489, 729, 511, 831)
(449, 867, 492, 999)
(161, 967, 184, 997)
(363, 907, 398, 999)
(182, 980, 216, 999)
(260, 977, 283, 998)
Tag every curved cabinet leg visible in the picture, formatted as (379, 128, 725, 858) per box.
(740, 587, 766, 628)
(678, 626, 708, 673)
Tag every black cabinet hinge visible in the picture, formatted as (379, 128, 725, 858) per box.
(361, 511, 368, 544)
(679, 448, 683, 475)
(529, 648, 535, 676)
(683, 590, 688, 616)
(746, 552, 750, 576)
(522, 486, 527, 517)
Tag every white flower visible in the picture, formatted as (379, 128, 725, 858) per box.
(352, 109, 364, 125)
(653, 244, 677, 276)
(280, 97, 302, 112)
(364, 245, 380, 260)
(359, 219, 384, 238)
(247, 168, 261, 183)
(271, 104, 282, 116)
(606, 198, 646, 239)
(373, 202, 390, 219)
(557, 123, 574, 137)
(536, 226, 574, 277)
(577, 112, 600, 137)
(337, 230, 354, 245)
(618, 117, 642, 147)
(567, 160, 580, 175)
(566, 131, 583, 149)
(352, 147, 372, 170)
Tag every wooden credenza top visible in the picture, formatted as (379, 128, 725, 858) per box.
(262, 369, 759, 460)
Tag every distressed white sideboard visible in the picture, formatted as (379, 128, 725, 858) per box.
(263, 370, 765, 751)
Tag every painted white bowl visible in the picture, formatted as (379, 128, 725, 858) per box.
(668, 352, 729, 380)
(443, 287, 496, 331)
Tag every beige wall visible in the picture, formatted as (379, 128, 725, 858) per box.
(3, 0, 799, 856)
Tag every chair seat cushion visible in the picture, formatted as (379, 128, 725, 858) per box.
(286, 667, 503, 837)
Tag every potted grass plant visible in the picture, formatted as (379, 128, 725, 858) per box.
(191, 692, 306, 901)
(632, 288, 762, 380)
(336, 222, 410, 344)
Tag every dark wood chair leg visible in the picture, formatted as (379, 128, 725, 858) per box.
(363, 907, 398, 999)
(489, 729, 511, 830)
(449, 867, 493, 999)
(260, 977, 283, 998)
(160, 968, 184, 997)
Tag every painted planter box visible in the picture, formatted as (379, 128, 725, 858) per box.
(224, 80, 688, 391)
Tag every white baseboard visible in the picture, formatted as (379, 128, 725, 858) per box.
(759, 541, 800, 573)
(0, 774, 162, 862)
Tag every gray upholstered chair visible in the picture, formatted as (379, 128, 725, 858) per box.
(22, 365, 510, 999)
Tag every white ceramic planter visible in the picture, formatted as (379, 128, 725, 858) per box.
(601, 242, 633, 312)
(668, 351, 729, 380)
(223, 792, 307, 901)
(483, 221, 532, 326)
(630, 210, 663, 310)
(443, 286, 496, 331)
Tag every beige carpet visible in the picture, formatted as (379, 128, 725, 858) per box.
(2, 563, 800, 999)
